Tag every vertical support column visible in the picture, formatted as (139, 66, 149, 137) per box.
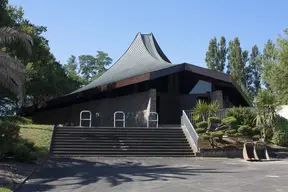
(149, 89, 157, 113)
(168, 74, 179, 94)
(211, 90, 224, 109)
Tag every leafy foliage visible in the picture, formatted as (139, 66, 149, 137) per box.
(208, 117, 221, 124)
(79, 51, 112, 83)
(226, 129, 237, 135)
(192, 100, 219, 121)
(262, 40, 278, 89)
(196, 121, 208, 129)
(227, 38, 247, 87)
(0, 26, 32, 104)
(221, 116, 237, 127)
(0, 119, 20, 154)
(226, 107, 255, 128)
(12, 142, 37, 162)
(201, 133, 211, 140)
(0, 116, 32, 124)
(254, 89, 278, 141)
(205, 36, 227, 72)
(196, 128, 206, 134)
(237, 125, 252, 136)
(246, 45, 262, 98)
(210, 131, 225, 139)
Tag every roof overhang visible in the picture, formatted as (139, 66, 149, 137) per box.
(22, 63, 252, 115)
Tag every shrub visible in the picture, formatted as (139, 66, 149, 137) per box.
(273, 131, 288, 147)
(252, 135, 261, 141)
(226, 129, 237, 135)
(13, 144, 37, 162)
(0, 120, 20, 141)
(221, 116, 237, 129)
(222, 116, 237, 125)
(196, 121, 208, 129)
(234, 133, 243, 137)
(272, 116, 288, 146)
(208, 117, 221, 124)
(226, 107, 256, 127)
(210, 131, 224, 138)
(237, 125, 253, 136)
(201, 133, 210, 140)
(22, 140, 36, 151)
(196, 128, 206, 134)
(0, 116, 32, 125)
(252, 127, 261, 135)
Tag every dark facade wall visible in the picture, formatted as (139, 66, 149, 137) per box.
(33, 89, 156, 127)
(157, 93, 209, 125)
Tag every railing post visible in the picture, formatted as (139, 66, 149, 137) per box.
(114, 111, 125, 128)
(80, 110, 92, 127)
(147, 112, 158, 128)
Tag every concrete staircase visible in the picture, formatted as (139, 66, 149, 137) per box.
(50, 126, 195, 157)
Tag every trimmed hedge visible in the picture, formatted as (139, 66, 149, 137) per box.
(210, 131, 225, 138)
(252, 135, 260, 141)
(196, 128, 206, 134)
(201, 133, 211, 140)
(196, 121, 208, 129)
(226, 129, 237, 135)
(237, 125, 252, 136)
(234, 133, 243, 137)
(208, 117, 221, 124)
(222, 116, 237, 125)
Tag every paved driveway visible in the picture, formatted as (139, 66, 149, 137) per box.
(17, 157, 288, 192)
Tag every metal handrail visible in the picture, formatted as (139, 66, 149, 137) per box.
(80, 110, 92, 127)
(181, 110, 199, 152)
(147, 112, 158, 128)
(114, 111, 125, 127)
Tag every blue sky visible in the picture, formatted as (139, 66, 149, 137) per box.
(9, 0, 288, 67)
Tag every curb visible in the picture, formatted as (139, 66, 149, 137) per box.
(13, 155, 50, 192)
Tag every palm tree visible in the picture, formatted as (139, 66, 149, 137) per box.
(254, 90, 279, 142)
(0, 27, 33, 106)
(192, 100, 220, 122)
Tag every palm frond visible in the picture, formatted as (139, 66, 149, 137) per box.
(0, 27, 33, 55)
(0, 51, 25, 105)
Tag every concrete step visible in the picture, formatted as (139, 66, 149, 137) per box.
(51, 126, 194, 157)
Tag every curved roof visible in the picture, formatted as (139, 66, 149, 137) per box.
(72, 33, 172, 94)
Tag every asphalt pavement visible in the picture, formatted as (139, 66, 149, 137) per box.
(17, 157, 288, 192)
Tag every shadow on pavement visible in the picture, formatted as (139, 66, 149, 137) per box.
(17, 158, 234, 191)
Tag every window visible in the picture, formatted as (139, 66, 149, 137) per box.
(190, 80, 212, 94)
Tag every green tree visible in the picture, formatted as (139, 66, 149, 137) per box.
(254, 89, 278, 142)
(79, 51, 112, 83)
(2, 4, 80, 108)
(218, 36, 227, 72)
(0, 26, 33, 105)
(205, 37, 219, 71)
(262, 40, 278, 88)
(205, 36, 227, 72)
(246, 45, 262, 98)
(260, 30, 288, 104)
(227, 38, 246, 88)
(63, 55, 84, 87)
(272, 29, 288, 103)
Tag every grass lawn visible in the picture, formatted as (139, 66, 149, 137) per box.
(0, 187, 12, 192)
(19, 124, 53, 158)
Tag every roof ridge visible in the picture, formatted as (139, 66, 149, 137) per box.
(141, 33, 171, 63)
(70, 32, 172, 94)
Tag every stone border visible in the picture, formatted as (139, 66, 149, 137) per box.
(197, 148, 243, 158)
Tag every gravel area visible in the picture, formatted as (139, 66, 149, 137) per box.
(0, 161, 38, 190)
